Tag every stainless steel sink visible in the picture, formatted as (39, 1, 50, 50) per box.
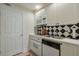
(54, 37, 64, 39)
(45, 35, 64, 39)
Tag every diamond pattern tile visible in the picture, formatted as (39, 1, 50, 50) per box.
(63, 25, 70, 32)
(76, 28, 79, 34)
(67, 35, 73, 38)
(58, 26, 62, 30)
(55, 29, 59, 33)
(71, 25, 78, 30)
(36, 23, 79, 39)
(49, 26, 52, 31)
(61, 25, 65, 28)
(51, 29, 54, 32)
(60, 29, 65, 33)
(76, 23, 79, 27)
(61, 34, 65, 37)
(53, 26, 57, 30)
(58, 32, 62, 36)
(63, 32, 69, 37)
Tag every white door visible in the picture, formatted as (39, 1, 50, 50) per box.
(0, 4, 23, 56)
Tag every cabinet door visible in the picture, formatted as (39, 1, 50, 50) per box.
(76, 46, 79, 56)
(61, 43, 76, 56)
(35, 9, 47, 25)
(43, 44, 59, 56)
(30, 40, 41, 56)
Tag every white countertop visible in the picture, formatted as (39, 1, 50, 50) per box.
(29, 33, 79, 46)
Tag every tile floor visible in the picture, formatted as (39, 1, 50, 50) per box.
(15, 51, 33, 56)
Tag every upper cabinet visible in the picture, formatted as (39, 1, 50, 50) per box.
(35, 3, 79, 26)
(35, 9, 47, 25)
(45, 4, 57, 25)
(55, 3, 75, 25)
(46, 3, 77, 25)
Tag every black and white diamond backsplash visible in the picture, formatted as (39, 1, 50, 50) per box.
(36, 23, 79, 39)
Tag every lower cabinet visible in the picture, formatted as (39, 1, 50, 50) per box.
(61, 43, 79, 56)
(29, 35, 42, 56)
(76, 46, 79, 56)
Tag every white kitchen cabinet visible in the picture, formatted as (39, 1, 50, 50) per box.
(61, 43, 76, 56)
(76, 46, 79, 56)
(29, 35, 42, 56)
(35, 9, 47, 25)
(43, 44, 59, 56)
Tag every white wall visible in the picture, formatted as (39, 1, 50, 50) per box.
(14, 5, 34, 52)
(35, 3, 79, 25)
(13, 4, 34, 51)
(22, 11, 34, 51)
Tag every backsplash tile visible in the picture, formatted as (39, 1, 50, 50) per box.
(35, 23, 79, 39)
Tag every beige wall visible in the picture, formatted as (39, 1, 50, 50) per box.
(35, 3, 79, 25)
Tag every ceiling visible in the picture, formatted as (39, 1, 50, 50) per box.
(13, 3, 51, 12)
